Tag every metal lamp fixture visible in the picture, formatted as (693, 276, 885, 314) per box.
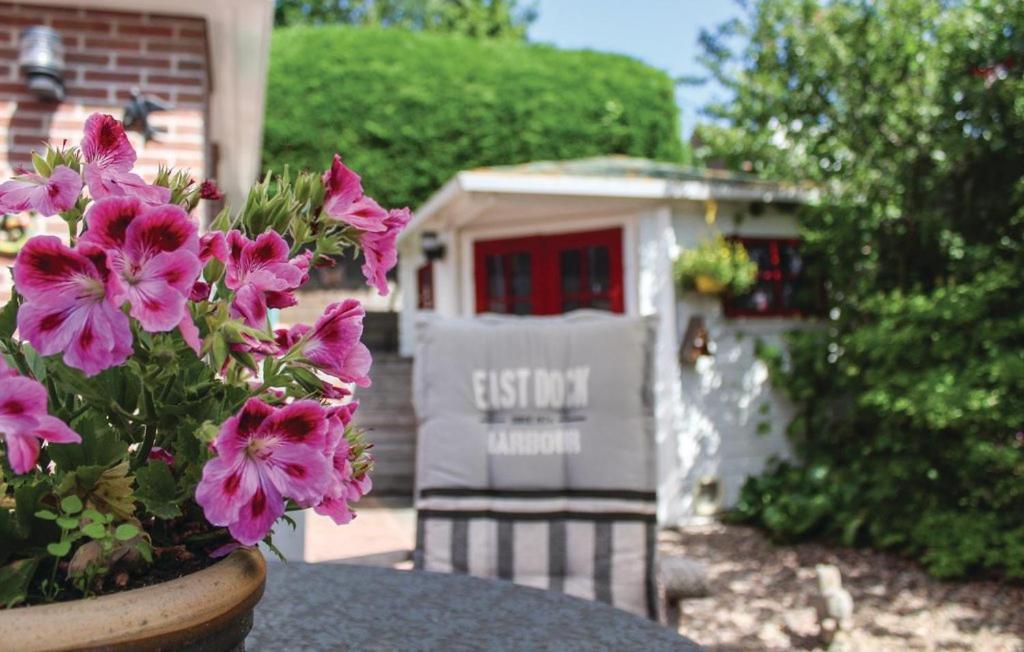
(421, 231, 446, 261)
(19, 26, 66, 102)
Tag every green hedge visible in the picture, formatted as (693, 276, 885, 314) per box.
(263, 26, 684, 209)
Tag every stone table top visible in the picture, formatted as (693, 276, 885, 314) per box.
(248, 562, 702, 651)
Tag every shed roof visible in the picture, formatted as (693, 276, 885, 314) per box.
(401, 156, 814, 242)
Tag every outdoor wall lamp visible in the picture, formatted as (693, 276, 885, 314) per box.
(421, 231, 446, 261)
(19, 26, 66, 102)
(679, 315, 713, 366)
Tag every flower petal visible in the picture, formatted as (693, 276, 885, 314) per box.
(81, 113, 136, 170)
(214, 397, 275, 457)
(33, 166, 83, 216)
(0, 377, 48, 433)
(3, 430, 40, 474)
(261, 400, 328, 449)
(195, 456, 258, 528)
(227, 474, 283, 546)
(79, 196, 143, 252)
(13, 236, 102, 299)
(262, 441, 331, 504)
(32, 415, 82, 444)
(126, 204, 199, 260)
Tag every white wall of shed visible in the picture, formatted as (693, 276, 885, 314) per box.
(667, 204, 800, 523)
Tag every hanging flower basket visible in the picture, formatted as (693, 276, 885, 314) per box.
(674, 235, 758, 296)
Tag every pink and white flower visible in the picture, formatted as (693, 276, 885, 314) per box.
(321, 155, 387, 232)
(313, 402, 371, 525)
(0, 165, 82, 216)
(281, 300, 372, 387)
(0, 363, 80, 474)
(14, 236, 132, 376)
(78, 197, 201, 333)
(224, 230, 308, 328)
(80, 113, 170, 205)
(195, 398, 332, 545)
(360, 207, 411, 296)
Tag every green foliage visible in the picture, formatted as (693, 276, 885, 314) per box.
(274, 0, 537, 39)
(264, 26, 685, 209)
(673, 234, 758, 294)
(704, 0, 1024, 579)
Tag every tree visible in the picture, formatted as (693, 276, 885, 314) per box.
(699, 0, 1024, 578)
(264, 26, 685, 211)
(274, 0, 537, 39)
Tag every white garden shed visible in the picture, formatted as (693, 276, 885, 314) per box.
(397, 156, 815, 524)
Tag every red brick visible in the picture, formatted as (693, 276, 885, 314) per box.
(64, 86, 109, 100)
(13, 133, 46, 146)
(84, 37, 141, 52)
(52, 19, 111, 33)
(179, 27, 206, 39)
(115, 88, 172, 102)
(84, 70, 140, 83)
(0, 15, 48, 27)
(117, 24, 173, 37)
(66, 52, 110, 66)
(146, 40, 205, 55)
(117, 55, 170, 69)
(8, 114, 41, 129)
(176, 92, 204, 105)
(177, 59, 205, 72)
(0, 31, 12, 44)
(148, 74, 202, 87)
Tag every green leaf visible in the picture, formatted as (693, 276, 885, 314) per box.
(0, 557, 40, 608)
(114, 524, 140, 541)
(80, 523, 107, 539)
(46, 540, 71, 557)
(135, 539, 153, 564)
(135, 461, 182, 520)
(55, 516, 79, 530)
(34, 510, 58, 521)
(60, 495, 83, 514)
(0, 293, 19, 340)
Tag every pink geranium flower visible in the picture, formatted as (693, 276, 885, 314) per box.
(14, 236, 133, 376)
(0, 362, 80, 474)
(195, 398, 332, 545)
(314, 402, 370, 525)
(78, 197, 201, 333)
(224, 230, 308, 328)
(321, 155, 387, 232)
(0, 165, 81, 216)
(80, 113, 170, 205)
(360, 207, 412, 296)
(199, 231, 228, 264)
(282, 300, 372, 387)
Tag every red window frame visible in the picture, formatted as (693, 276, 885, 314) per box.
(723, 236, 804, 318)
(473, 227, 624, 315)
(416, 262, 434, 310)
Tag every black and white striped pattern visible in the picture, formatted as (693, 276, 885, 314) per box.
(414, 489, 658, 619)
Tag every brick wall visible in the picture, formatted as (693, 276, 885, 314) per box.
(0, 2, 211, 298)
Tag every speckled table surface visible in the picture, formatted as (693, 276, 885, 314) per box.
(247, 562, 702, 651)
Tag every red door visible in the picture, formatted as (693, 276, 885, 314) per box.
(474, 227, 624, 315)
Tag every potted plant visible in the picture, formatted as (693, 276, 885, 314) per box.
(673, 234, 758, 296)
(0, 114, 408, 650)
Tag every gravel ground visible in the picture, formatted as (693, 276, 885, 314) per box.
(660, 524, 1024, 651)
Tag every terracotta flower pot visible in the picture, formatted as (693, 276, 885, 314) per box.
(0, 548, 265, 652)
(694, 275, 726, 295)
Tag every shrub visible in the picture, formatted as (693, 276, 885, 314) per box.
(263, 25, 685, 209)
(701, 0, 1024, 580)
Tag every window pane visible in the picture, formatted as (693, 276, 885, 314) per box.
(511, 253, 532, 298)
(731, 279, 775, 314)
(743, 241, 773, 269)
(588, 246, 610, 294)
(486, 255, 506, 300)
(560, 249, 582, 296)
(778, 242, 803, 277)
